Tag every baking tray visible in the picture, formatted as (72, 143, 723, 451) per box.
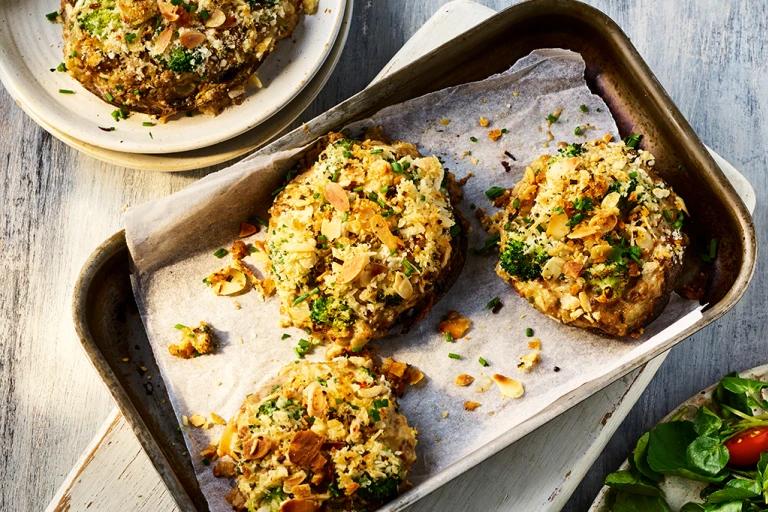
(72, 0, 757, 510)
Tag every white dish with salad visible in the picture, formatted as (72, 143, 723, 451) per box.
(590, 364, 768, 512)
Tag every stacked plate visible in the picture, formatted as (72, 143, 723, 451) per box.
(0, 0, 352, 171)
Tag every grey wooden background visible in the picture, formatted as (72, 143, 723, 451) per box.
(0, 0, 765, 510)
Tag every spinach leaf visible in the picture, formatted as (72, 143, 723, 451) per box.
(633, 432, 663, 482)
(714, 372, 753, 419)
(695, 406, 723, 438)
(706, 478, 761, 504)
(681, 504, 706, 512)
(687, 436, 730, 477)
(604, 470, 662, 496)
(648, 421, 729, 482)
(704, 502, 743, 512)
(613, 491, 671, 512)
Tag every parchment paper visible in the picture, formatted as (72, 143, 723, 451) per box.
(126, 49, 703, 512)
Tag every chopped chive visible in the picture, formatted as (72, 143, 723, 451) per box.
(402, 259, 416, 276)
(298, 339, 310, 348)
(294, 287, 319, 305)
(202, 277, 211, 286)
(486, 297, 501, 310)
(369, 408, 381, 422)
(579, 104, 588, 112)
(213, 248, 228, 258)
(281, 334, 291, 340)
(318, 235, 328, 243)
(125, 33, 137, 44)
(342, 212, 349, 222)
(374, 399, 389, 408)
(142, 122, 156, 127)
(469, 136, 478, 143)
(174, 323, 187, 330)
(525, 327, 534, 337)
(351, 346, 363, 352)
(624, 133, 643, 148)
(472, 233, 500, 254)
(391, 161, 403, 173)
(370, 149, 384, 154)
(45, 11, 59, 21)
(629, 171, 638, 179)
(331, 172, 340, 182)
(105, 92, 114, 101)
(420, 195, 426, 201)
(246, 216, 268, 228)
(58, 89, 75, 94)
(501, 128, 508, 134)
(485, 186, 506, 200)
(445, 332, 453, 342)
(546, 114, 558, 123)
(353, 186, 364, 192)
(199, 9, 210, 19)
(478, 357, 488, 367)
(663, 209, 672, 222)
(567, 213, 583, 227)
(342, 150, 352, 158)
(380, 186, 389, 193)
(317, 377, 327, 386)
(574, 126, 582, 136)
(512, 198, 521, 209)
(56, 62, 66, 72)
(271, 185, 286, 196)
(448, 353, 461, 360)
(449, 225, 461, 237)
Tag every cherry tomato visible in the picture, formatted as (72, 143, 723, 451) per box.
(724, 427, 768, 466)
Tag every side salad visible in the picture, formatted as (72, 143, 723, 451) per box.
(604, 373, 768, 511)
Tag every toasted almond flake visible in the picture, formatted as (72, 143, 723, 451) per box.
(304, 381, 327, 417)
(393, 271, 413, 300)
(200, 444, 218, 462)
(546, 213, 570, 239)
(208, 267, 247, 296)
(154, 25, 174, 53)
(189, 414, 206, 427)
(528, 338, 541, 350)
(180, 31, 206, 49)
(475, 375, 493, 393)
(339, 254, 369, 284)
(238, 222, 258, 238)
(205, 8, 227, 27)
(217, 419, 236, 458)
(182, 415, 189, 426)
(488, 129, 502, 141)
(357, 384, 384, 398)
(492, 374, 525, 398)
(370, 214, 403, 250)
(541, 256, 564, 280)
(479, 117, 489, 127)
(438, 310, 471, 338)
(518, 351, 541, 372)
(455, 374, 475, 386)
(283, 242, 315, 252)
(157, 1, 179, 21)
(464, 401, 481, 411)
(324, 182, 349, 212)
(244, 435, 272, 460)
(320, 218, 342, 241)
(210, 412, 226, 425)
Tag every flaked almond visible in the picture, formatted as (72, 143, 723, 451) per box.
(213, 460, 237, 478)
(528, 338, 541, 350)
(320, 218, 342, 241)
(492, 374, 525, 398)
(634, 227, 654, 250)
(280, 500, 320, 512)
(238, 222, 258, 238)
(210, 412, 226, 425)
(438, 310, 471, 338)
(488, 129, 502, 141)
(563, 261, 583, 279)
(455, 374, 474, 387)
(158, 1, 179, 21)
(518, 351, 541, 372)
(404, 367, 424, 385)
(217, 419, 236, 458)
(568, 226, 600, 239)
(324, 182, 349, 212)
(541, 257, 564, 280)
(339, 254, 369, 284)
(200, 444, 218, 462)
(547, 213, 570, 239)
(475, 375, 493, 393)
(154, 25, 174, 54)
(243, 435, 271, 460)
(590, 243, 613, 262)
(204, 8, 226, 28)
(188, 414, 206, 427)
(180, 31, 206, 49)
(304, 381, 327, 417)
(208, 267, 247, 296)
(284, 471, 307, 489)
(357, 384, 383, 398)
(393, 271, 413, 300)
(283, 242, 315, 252)
(370, 214, 403, 250)
(464, 401, 481, 411)
(288, 430, 324, 467)
(590, 213, 618, 233)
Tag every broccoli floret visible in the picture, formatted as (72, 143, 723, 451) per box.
(166, 47, 201, 73)
(587, 263, 629, 296)
(78, 3, 121, 38)
(262, 486, 287, 504)
(309, 296, 354, 330)
(356, 474, 401, 502)
(499, 238, 550, 281)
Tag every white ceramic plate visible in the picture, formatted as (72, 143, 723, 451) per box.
(0, 0, 345, 154)
(23, 0, 353, 172)
(589, 363, 768, 512)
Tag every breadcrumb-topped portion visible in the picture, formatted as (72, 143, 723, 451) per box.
(60, 0, 315, 116)
(489, 137, 688, 336)
(217, 358, 417, 512)
(268, 131, 466, 351)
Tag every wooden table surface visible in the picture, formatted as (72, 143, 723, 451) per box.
(1, 1, 765, 511)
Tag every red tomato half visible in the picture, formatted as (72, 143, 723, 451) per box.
(725, 427, 768, 466)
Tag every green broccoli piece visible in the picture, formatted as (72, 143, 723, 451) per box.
(499, 238, 550, 281)
(587, 263, 629, 296)
(166, 47, 201, 73)
(309, 296, 354, 331)
(356, 474, 401, 502)
(78, 3, 121, 39)
(262, 486, 287, 504)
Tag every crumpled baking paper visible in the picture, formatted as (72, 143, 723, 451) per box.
(126, 49, 703, 511)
